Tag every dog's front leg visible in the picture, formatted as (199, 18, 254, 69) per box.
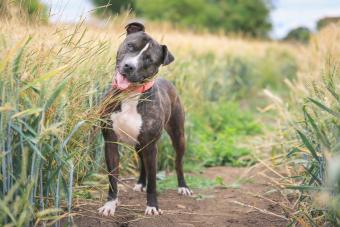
(142, 143, 163, 215)
(133, 146, 147, 192)
(98, 127, 119, 216)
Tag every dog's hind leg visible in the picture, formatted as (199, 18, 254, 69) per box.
(98, 124, 120, 216)
(133, 146, 146, 192)
(166, 99, 192, 196)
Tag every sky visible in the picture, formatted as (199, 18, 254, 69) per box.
(270, 0, 340, 38)
(41, 0, 340, 39)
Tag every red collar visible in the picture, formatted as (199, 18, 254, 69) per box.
(112, 79, 155, 93)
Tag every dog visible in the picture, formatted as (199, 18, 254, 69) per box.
(98, 21, 192, 216)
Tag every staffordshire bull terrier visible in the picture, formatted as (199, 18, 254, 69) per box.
(98, 21, 192, 216)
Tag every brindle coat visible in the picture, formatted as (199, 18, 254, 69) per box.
(99, 21, 191, 216)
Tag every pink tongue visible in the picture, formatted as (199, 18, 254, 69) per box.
(115, 72, 131, 89)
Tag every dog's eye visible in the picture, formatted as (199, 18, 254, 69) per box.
(127, 43, 135, 51)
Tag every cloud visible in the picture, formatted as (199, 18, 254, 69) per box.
(270, 0, 340, 38)
(41, 0, 95, 23)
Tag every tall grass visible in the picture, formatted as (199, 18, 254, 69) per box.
(288, 66, 339, 226)
(265, 24, 340, 226)
(0, 8, 299, 225)
(0, 0, 47, 22)
(0, 22, 114, 225)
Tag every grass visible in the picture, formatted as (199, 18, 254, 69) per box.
(0, 4, 311, 226)
(157, 174, 215, 192)
(0, 0, 47, 22)
(264, 24, 340, 226)
(0, 22, 113, 225)
(157, 173, 249, 192)
(286, 63, 340, 226)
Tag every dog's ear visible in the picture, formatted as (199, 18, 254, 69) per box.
(162, 45, 175, 66)
(125, 20, 145, 35)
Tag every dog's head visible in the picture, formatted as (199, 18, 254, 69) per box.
(114, 21, 174, 89)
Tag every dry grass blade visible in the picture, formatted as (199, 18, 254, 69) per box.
(231, 200, 288, 220)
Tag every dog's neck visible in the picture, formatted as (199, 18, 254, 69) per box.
(112, 79, 155, 93)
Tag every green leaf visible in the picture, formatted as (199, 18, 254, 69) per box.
(303, 165, 322, 185)
(62, 120, 86, 148)
(13, 36, 32, 80)
(21, 65, 69, 91)
(11, 108, 43, 119)
(308, 97, 340, 119)
(0, 36, 31, 73)
(287, 147, 300, 157)
(304, 109, 330, 148)
(296, 130, 320, 164)
(0, 200, 17, 224)
(44, 79, 68, 111)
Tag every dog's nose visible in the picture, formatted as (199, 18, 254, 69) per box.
(123, 63, 135, 73)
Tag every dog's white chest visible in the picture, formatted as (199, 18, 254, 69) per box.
(110, 95, 142, 146)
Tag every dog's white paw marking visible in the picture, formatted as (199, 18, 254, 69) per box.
(98, 199, 118, 216)
(133, 183, 146, 192)
(145, 206, 163, 215)
(178, 187, 193, 196)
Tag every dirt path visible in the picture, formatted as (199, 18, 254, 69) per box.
(68, 166, 288, 227)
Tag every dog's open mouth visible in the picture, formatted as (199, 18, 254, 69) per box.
(115, 71, 131, 90)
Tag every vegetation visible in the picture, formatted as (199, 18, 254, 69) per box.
(1, 1, 339, 227)
(317, 16, 340, 30)
(284, 26, 311, 44)
(157, 175, 215, 192)
(0, 5, 298, 224)
(92, 0, 134, 15)
(269, 25, 340, 225)
(17, 0, 46, 17)
(92, 0, 272, 38)
(0, 0, 47, 21)
(289, 70, 340, 225)
(290, 32, 340, 225)
(0, 28, 109, 225)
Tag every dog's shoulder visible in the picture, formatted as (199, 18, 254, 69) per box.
(155, 77, 175, 89)
(154, 77, 180, 101)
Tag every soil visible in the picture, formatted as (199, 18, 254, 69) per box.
(65, 166, 288, 227)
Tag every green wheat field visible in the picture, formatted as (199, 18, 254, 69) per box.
(0, 1, 339, 226)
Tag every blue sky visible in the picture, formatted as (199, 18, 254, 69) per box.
(270, 0, 340, 38)
(41, 0, 340, 38)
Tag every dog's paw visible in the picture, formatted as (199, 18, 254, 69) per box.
(133, 183, 146, 192)
(178, 187, 193, 196)
(145, 206, 163, 215)
(98, 199, 118, 216)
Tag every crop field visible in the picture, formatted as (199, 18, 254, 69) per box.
(0, 3, 339, 226)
